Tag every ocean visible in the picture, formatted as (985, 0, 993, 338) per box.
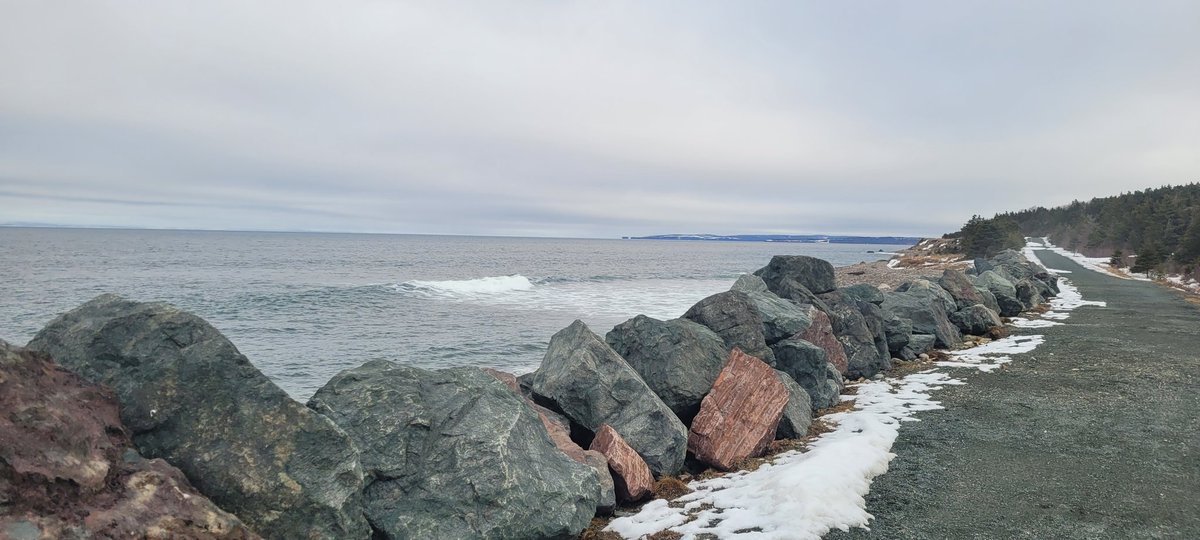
(0, 228, 903, 400)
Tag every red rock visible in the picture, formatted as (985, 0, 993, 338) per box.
(0, 341, 258, 539)
(589, 424, 654, 502)
(800, 309, 849, 374)
(687, 348, 789, 470)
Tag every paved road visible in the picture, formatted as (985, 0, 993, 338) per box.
(828, 249, 1200, 539)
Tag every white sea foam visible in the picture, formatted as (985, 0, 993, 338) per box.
(399, 274, 536, 296)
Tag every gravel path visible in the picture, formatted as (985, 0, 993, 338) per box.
(827, 249, 1200, 539)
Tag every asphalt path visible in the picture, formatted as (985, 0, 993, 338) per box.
(828, 249, 1200, 539)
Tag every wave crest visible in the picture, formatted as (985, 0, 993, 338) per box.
(398, 275, 535, 296)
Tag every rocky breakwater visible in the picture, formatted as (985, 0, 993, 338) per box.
(2, 249, 1059, 539)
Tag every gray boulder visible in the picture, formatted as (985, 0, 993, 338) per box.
(974, 270, 1023, 317)
(1015, 279, 1044, 310)
(528, 320, 688, 476)
(881, 289, 962, 349)
(730, 274, 770, 293)
(882, 307, 913, 356)
(839, 283, 886, 305)
(896, 279, 958, 314)
(820, 294, 891, 379)
(773, 370, 814, 439)
(753, 255, 837, 307)
(973, 258, 996, 274)
(939, 268, 988, 310)
(683, 291, 775, 365)
(309, 361, 598, 540)
(604, 315, 727, 424)
(902, 334, 937, 358)
(771, 338, 842, 410)
(950, 305, 1004, 336)
(26, 294, 369, 540)
(990, 249, 1045, 282)
(743, 291, 816, 345)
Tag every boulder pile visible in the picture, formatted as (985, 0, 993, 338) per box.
(2, 249, 1056, 538)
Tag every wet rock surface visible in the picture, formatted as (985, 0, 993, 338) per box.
(0, 340, 257, 539)
(309, 361, 599, 540)
(25, 295, 368, 540)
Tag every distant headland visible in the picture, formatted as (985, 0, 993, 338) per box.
(623, 234, 922, 245)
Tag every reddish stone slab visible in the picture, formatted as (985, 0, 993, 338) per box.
(799, 309, 849, 374)
(687, 348, 788, 470)
(590, 424, 654, 502)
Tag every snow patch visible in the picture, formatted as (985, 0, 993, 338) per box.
(606, 373, 964, 540)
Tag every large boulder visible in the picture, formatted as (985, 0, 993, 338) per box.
(483, 369, 616, 515)
(25, 295, 368, 539)
(896, 279, 958, 314)
(838, 283, 886, 305)
(754, 255, 838, 295)
(683, 291, 775, 365)
(309, 361, 599, 539)
(605, 316, 727, 424)
(881, 287, 963, 349)
(974, 270, 1023, 317)
(528, 320, 688, 476)
(744, 292, 817, 346)
(688, 349, 789, 471)
(950, 305, 1004, 336)
(883, 308, 914, 356)
(771, 337, 842, 410)
(798, 309, 849, 374)
(820, 294, 891, 379)
(774, 370, 814, 439)
(0, 340, 257, 539)
(1015, 279, 1044, 310)
(902, 334, 937, 358)
(939, 268, 988, 310)
(589, 425, 653, 504)
(990, 249, 1047, 282)
(730, 273, 770, 293)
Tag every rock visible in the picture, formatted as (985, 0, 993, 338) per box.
(589, 425, 654, 503)
(484, 368, 616, 515)
(990, 249, 1047, 282)
(939, 268, 988, 310)
(743, 291, 816, 345)
(820, 294, 891, 379)
(771, 337, 842, 410)
(896, 279, 958, 314)
(0, 340, 257, 539)
(773, 370, 814, 439)
(973, 258, 996, 274)
(730, 273, 770, 293)
(604, 316, 727, 425)
(1015, 279, 1044, 310)
(883, 308, 914, 356)
(688, 349, 789, 471)
(839, 283, 886, 305)
(309, 361, 599, 539)
(950, 305, 1004, 335)
(528, 320, 688, 476)
(974, 270, 1023, 317)
(798, 309, 849, 374)
(975, 286, 1003, 314)
(903, 334, 937, 358)
(881, 288, 963, 349)
(683, 291, 775, 365)
(25, 295, 368, 540)
(754, 255, 838, 295)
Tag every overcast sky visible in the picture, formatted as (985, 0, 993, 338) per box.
(2, 1, 1198, 238)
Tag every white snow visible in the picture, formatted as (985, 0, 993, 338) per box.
(1009, 317, 1062, 328)
(886, 259, 900, 269)
(606, 372, 964, 540)
(606, 244, 1110, 540)
(1023, 238, 1118, 277)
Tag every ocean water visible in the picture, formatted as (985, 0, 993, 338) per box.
(0, 228, 904, 400)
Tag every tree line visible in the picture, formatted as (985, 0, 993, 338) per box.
(951, 183, 1200, 276)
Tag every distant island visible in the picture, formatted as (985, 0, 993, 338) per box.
(624, 234, 922, 245)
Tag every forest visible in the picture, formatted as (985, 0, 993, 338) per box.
(955, 183, 1200, 275)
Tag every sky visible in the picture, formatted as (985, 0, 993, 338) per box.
(1, 1, 1198, 238)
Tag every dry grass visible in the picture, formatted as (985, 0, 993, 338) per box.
(652, 476, 692, 501)
(579, 517, 622, 540)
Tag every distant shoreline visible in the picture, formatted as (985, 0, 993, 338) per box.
(624, 234, 922, 245)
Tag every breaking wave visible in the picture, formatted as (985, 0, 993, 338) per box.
(397, 275, 536, 296)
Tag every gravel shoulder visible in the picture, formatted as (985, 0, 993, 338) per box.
(827, 249, 1200, 539)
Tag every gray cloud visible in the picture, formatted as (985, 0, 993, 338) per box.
(2, 1, 1197, 237)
